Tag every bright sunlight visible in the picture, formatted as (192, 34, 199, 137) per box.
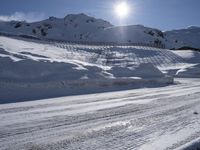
(114, 1, 130, 18)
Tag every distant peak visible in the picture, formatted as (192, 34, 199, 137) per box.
(63, 13, 113, 27)
(187, 26, 200, 29)
(133, 24, 145, 28)
(64, 13, 91, 19)
(48, 16, 57, 20)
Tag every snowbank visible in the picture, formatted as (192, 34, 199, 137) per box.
(0, 76, 173, 103)
(109, 63, 165, 79)
(0, 57, 110, 82)
(0, 58, 174, 103)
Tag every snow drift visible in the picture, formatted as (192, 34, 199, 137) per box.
(0, 35, 177, 102)
(176, 64, 200, 78)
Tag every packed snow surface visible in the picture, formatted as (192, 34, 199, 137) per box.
(0, 78, 200, 150)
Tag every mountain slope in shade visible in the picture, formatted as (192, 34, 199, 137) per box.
(165, 26, 200, 49)
(0, 13, 200, 49)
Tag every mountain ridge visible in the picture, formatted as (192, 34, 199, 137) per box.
(0, 13, 199, 49)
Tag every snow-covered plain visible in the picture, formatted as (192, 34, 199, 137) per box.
(0, 78, 200, 150)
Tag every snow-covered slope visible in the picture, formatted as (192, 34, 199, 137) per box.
(165, 26, 200, 49)
(1, 34, 200, 101)
(90, 25, 166, 46)
(0, 13, 200, 49)
(173, 50, 200, 64)
(1, 35, 199, 83)
(0, 14, 166, 47)
(0, 13, 113, 41)
(172, 50, 200, 77)
(0, 35, 187, 74)
(0, 36, 113, 82)
(0, 35, 187, 101)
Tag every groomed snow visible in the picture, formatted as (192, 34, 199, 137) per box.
(0, 78, 200, 150)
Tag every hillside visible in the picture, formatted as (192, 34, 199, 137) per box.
(165, 26, 200, 49)
(90, 25, 166, 46)
(0, 13, 113, 41)
(0, 35, 188, 102)
(0, 13, 200, 49)
(1, 33, 199, 102)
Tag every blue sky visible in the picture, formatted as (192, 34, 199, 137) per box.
(0, 0, 199, 30)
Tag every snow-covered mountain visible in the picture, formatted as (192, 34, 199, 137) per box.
(165, 26, 200, 49)
(90, 25, 166, 45)
(0, 13, 200, 49)
(0, 13, 113, 41)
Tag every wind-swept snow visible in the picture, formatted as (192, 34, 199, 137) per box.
(171, 50, 200, 77)
(3, 35, 200, 102)
(0, 36, 186, 69)
(0, 78, 200, 150)
(173, 50, 200, 64)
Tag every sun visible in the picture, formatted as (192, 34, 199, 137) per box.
(114, 1, 130, 18)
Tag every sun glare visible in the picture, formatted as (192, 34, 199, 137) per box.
(114, 1, 130, 18)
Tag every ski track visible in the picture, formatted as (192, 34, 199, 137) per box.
(0, 78, 200, 150)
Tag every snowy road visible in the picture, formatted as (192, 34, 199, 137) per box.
(0, 78, 200, 150)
